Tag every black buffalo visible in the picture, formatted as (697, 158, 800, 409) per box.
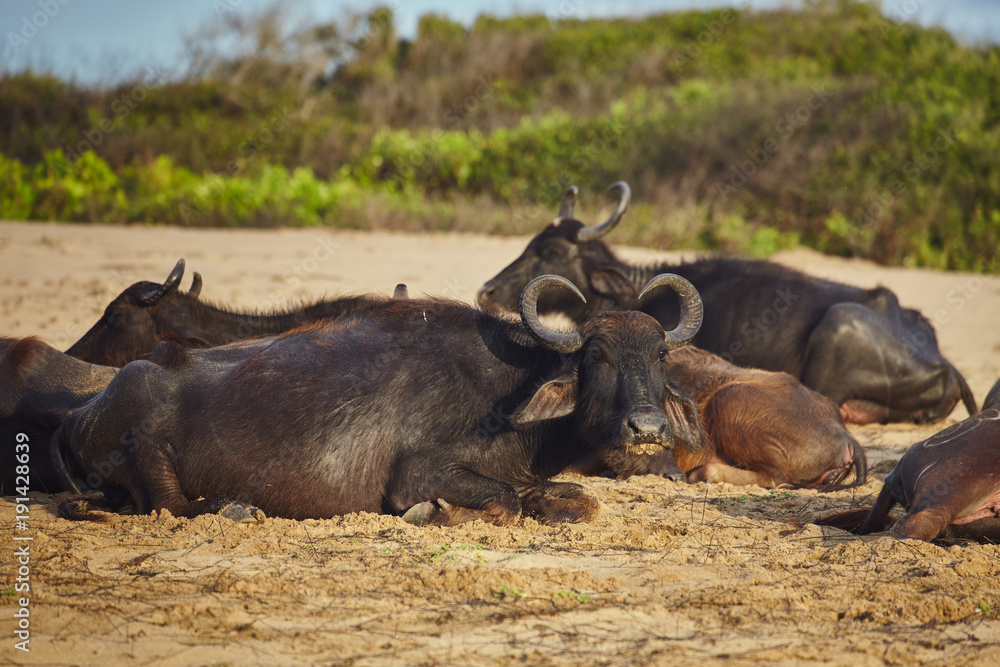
(1, 337, 117, 494)
(66, 259, 389, 367)
(477, 183, 975, 424)
(53, 274, 705, 525)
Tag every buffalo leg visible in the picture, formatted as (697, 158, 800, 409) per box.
(402, 498, 519, 527)
(156, 491, 264, 524)
(520, 482, 600, 524)
(190, 497, 266, 523)
(940, 518, 1000, 544)
(394, 467, 522, 527)
(855, 482, 899, 535)
(57, 495, 118, 520)
(892, 507, 952, 541)
(686, 461, 786, 488)
(136, 447, 264, 522)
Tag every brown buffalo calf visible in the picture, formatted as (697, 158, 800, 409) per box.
(580, 346, 867, 490)
(830, 379, 1000, 542)
(666, 347, 867, 489)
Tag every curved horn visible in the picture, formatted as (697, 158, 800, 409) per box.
(188, 272, 203, 299)
(519, 275, 586, 353)
(576, 181, 631, 242)
(639, 273, 703, 349)
(555, 185, 579, 221)
(140, 259, 185, 306)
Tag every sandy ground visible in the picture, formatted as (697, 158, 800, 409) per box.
(1, 220, 999, 666)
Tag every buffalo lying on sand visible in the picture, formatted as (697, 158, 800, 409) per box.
(477, 183, 975, 425)
(54, 274, 705, 525)
(821, 380, 1000, 543)
(1, 337, 116, 494)
(66, 259, 390, 367)
(665, 347, 865, 489)
(572, 346, 867, 490)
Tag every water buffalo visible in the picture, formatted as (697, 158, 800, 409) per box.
(833, 379, 1000, 542)
(52, 274, 706, 526)
(476, 183, 975, 425)
(1, 337, 117, 494)
(667, 346, 865, 488)
(65, 259, 388, 367)
(572, 346, 866, 490)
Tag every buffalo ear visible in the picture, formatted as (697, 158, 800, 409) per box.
(511, 373, 578, 427)
(588, 266, 636, 305)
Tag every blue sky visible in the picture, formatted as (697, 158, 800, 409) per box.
(2, 1, 998, 85)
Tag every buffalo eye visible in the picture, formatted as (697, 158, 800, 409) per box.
(658, 349, 668, 363)
(590, 349, 605, 364)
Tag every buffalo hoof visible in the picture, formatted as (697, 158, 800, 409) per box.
(205, 499, 266, 524)
(521, 482, 600, 524)
(402, 498, 519, 527)
(402, 501, 439, 526)
(222, 503, 266, 524)
(57, 495, 114, 521)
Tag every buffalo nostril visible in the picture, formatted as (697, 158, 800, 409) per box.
(627, 413, 667, 440)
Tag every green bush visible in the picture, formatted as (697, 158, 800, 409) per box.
(0, 154, 35, 220)
(2, 0, 999, 270)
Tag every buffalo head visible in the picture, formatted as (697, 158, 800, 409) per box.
(512, 273, 704, 457)
(65, 259, 203, 367)
(477, 182, 634, 318)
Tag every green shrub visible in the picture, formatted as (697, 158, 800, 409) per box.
(2, 1, 999, 270)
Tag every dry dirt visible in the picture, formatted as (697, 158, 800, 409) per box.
(1, 221, 999, 666)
